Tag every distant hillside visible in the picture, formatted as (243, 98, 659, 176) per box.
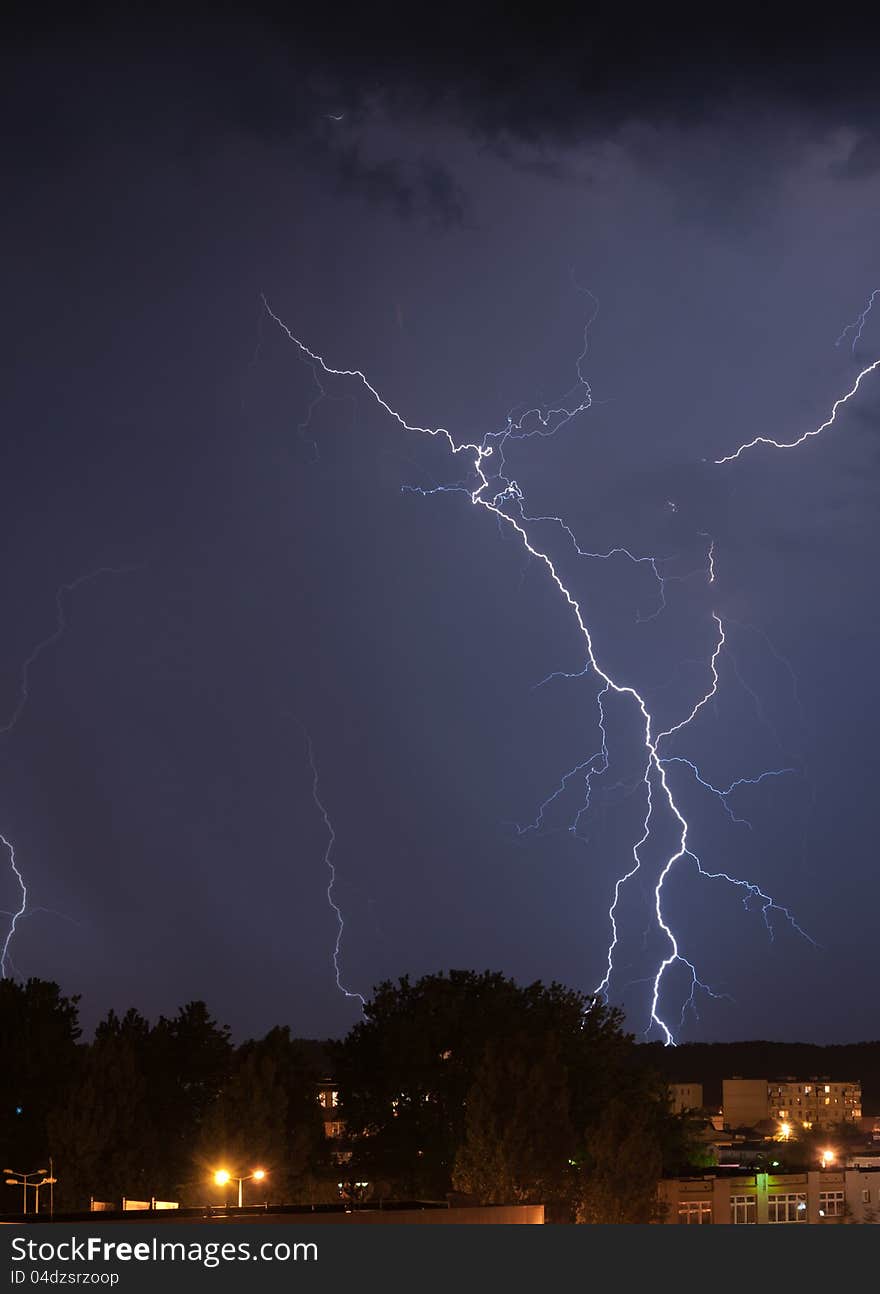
(638, 1041, 880, 1113)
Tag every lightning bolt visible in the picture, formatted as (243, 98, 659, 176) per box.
(0, 834, 25, 978)
(304, 731, 365, 1008)
(715, 356, 880, 463)
(0, 565, 140, 975)
(265, 293, 809, 1043)
(836, 289, 879, 353)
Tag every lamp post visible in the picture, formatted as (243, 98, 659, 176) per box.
(213, 1168, 266, 1208)
(32, 1174, 57, 1215)
(3, 1168, 48, 1215)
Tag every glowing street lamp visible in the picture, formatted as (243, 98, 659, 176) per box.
(821, 1149, 835, 1167)
(213, 1168, 267, 1208)
(32, 1174, 57, 1215)
(778, 1122, 792, 1141)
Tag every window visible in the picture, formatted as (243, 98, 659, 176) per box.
(730, 1195, 757, 1225)
(768, 1193, 807, 1223)
(324, 1120, 345, 1139)
(819, 1191, 844, 1217)
(318, 1089, 339, 1109)
(678, 1201, 712, 1225)
(862, 1189, 871, 1204)
(824, 1085, 831, 1093)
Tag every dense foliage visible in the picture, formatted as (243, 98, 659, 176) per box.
(331, 970, 690, 1219)
(1, 980, 329, 1211)
(3, 971, 713, 1219)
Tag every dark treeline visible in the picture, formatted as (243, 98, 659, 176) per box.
(1, 970, 747, 1220)
(0, 978, 334, 1211)
(642, 1041, 880, 1112)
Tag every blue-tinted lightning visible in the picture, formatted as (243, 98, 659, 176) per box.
(265, 294, 809, 1043)
(0, 565, 140, 976)
(836, 289, 878, 353)
(304, 732, 365, 1008)
(0, 834, 25, 978)
(716, 356, 880, 463)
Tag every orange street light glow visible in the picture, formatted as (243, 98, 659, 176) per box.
(213, 1170, 230, 1186)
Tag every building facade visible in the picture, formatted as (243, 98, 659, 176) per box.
(722, 1077, 862, 1131)
(658, 1168, 879, 1224)
(668, 1083, 704, 1114)
(768, 1079, 861, 1129)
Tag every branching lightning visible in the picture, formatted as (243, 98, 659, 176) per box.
(265, 292, 811, 1042)
(836, 289, 878, 353)
(0, 834, 25, 978)
(304, 731, 365, 1007)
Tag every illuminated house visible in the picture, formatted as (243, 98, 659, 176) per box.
(658, 1167, 880, 1224)
(722, 1077, 862, 1131)
(316, 1081, 350, 1161)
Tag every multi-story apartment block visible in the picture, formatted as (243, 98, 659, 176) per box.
(722, 1077, 862, 1131)
(658, 1167, 880, 1224)
(768, 1079, 861, 1129)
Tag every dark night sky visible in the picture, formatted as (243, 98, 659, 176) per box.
(3, 11, 879, 1043)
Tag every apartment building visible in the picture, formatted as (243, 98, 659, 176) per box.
(722, 1077, 862, 1130)
(658, 1167, 880, 1224)
(768, 1079, 861, 1129)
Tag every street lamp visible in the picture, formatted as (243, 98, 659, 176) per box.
(213, 1168, 267, 1208)
(32, 1175, 57, 1215)
(4, 1168, 48, 1215)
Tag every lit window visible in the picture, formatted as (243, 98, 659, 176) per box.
(768, 1193, 807, 1223)
(825, 1085, 831, 1094)
(730, 1195, 756, 1225)
(862, 1189, 871, 1204)
(819, 1191, 844, 1218)
(678, 1201, 712, 1225)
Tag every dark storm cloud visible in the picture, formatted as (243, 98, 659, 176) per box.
(7, 8, 880, 220)
(2, 13, 467, 225)
(222, 8, 880, 140)
(833, 132, 880, 178)
(329, 145, 467, 227)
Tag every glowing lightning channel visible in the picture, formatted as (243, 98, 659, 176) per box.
(304, 732, 365, 1007)
(0, 565, 141, 975)
(715, 357, 880, 463)
(0, 835, 25, 978)
(265, 295, 808, 1044)
(836, 289, 879, 353)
